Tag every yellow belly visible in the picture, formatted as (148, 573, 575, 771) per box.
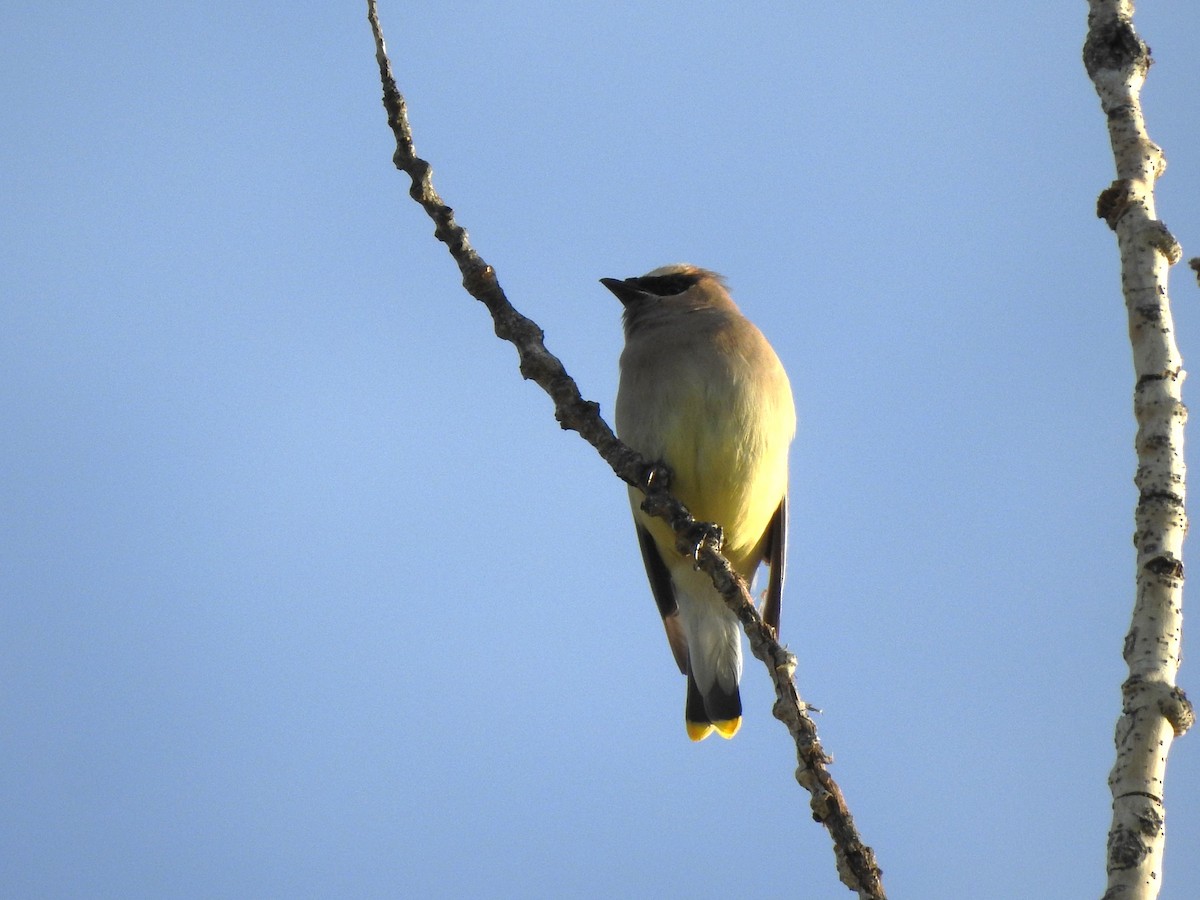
(628, 389, 789, 577)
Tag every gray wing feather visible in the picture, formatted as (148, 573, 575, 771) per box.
(636, 524, 689, 674)
(761, 498, 787, 635)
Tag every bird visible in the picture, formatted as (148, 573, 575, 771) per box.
(603, 264, 795, 741)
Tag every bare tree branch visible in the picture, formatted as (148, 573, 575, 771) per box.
(366, 2, 884, 896)
(1083, 3, 1195, 898)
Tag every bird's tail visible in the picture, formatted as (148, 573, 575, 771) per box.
(685, 666, 742, 741)
(675, 574, 744, 741)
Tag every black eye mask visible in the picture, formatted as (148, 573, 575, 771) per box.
(627, 272, 701, 296)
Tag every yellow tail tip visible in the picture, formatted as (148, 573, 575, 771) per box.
(686, 717, 741, 741)
(712, 717, 742, 739)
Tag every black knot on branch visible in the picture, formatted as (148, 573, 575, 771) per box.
(1161, 686, 1195, 737)
(1145, 221, 1183, 265)
(1107, 823, 1151, 871)
(1097, 179, 1135, 229)
(1083, 17, 1150, 78)
(1143, 554, 1184, 580)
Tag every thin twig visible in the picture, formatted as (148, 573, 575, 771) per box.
(366, 3, 884, 896)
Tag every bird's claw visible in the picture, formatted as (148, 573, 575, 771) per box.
(641, 462, 672, 494)
(678, 521, 723, 560)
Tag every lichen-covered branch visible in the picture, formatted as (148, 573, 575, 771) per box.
(1083, 4, 1195, 898)
(366, 2, 884, 896)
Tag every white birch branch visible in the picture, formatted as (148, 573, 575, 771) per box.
(1083, 4, 1196, 898)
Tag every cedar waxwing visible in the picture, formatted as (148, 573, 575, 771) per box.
(604, 264, 796, 741)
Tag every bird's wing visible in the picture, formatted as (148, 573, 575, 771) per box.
(760, 497, 787, 635)
(636, 523, 688, 674)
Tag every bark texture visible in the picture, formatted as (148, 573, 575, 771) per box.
(1084, 3, 1195, 897)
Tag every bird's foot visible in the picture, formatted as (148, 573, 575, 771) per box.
(677, 520, 723, 560)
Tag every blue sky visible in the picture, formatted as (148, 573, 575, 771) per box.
(3, 3, 1199, 898)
